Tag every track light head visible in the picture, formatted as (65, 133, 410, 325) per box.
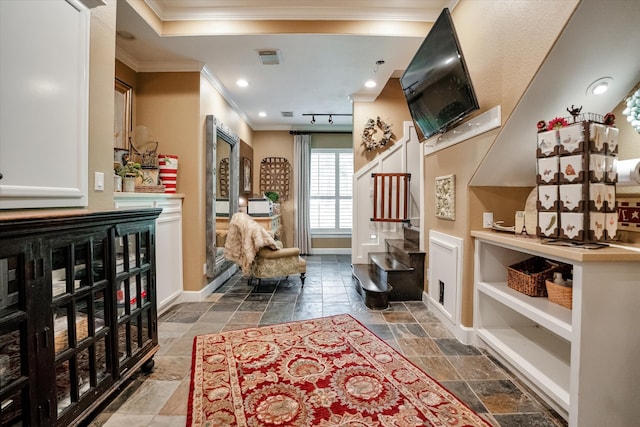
(328, 114, 334, 124)
(310, 115, 316, 124)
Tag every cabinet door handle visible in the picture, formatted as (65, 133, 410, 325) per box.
(37, 327, 50, 348)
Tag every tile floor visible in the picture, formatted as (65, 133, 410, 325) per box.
(86, 254, 568, 427)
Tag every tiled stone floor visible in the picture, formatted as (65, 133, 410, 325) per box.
(86, 254, 567, 427)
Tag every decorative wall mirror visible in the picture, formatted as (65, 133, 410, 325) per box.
(114, 78, 132, 149)
(205, 115, 239, 280)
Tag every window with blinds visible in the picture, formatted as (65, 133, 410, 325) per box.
(310, 148, 353, 233)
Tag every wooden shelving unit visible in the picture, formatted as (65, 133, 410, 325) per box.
(0, 209, 161, 426)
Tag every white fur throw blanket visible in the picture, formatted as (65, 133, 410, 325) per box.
(224, 212, 278, 274)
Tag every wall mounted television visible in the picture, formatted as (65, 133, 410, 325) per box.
(401, 8, 479, 140)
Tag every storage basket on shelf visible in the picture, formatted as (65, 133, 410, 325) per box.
(545, 279, 573, 309)
(507, 256, 569, 297)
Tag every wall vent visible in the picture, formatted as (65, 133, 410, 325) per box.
(281, 111, 294, 118)
(258, 50, 281, 65)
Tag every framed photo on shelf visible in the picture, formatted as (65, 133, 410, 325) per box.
(242, 157, 252, 192)
(114, 148, 130, 166)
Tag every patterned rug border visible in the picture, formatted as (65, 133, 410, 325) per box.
(187, 314, 492, 427)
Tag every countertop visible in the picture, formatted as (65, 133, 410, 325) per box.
(471, 230, 640, 262)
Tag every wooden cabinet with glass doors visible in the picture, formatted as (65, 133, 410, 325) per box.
(0, 209, 160, 426)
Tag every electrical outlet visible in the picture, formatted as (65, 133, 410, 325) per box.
(483, 212, 494, 228)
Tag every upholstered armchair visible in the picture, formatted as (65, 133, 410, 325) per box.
(223, 212, 305, 288)
(248, 241, 306, 287)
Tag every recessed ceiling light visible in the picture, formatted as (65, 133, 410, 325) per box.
(236, 79, 249, 87)
(586, 77, 612, 95)
(258, 112, 266, 117)
(365, 80, 377, 88)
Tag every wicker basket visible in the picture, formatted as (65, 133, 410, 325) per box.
(546, 279, 573, 309)
(507, 257, 565, 297)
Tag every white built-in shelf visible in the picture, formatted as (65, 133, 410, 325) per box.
(473, 232, 640, 427)
(476, 325, 570, 412)
(476, 281, 572, 341)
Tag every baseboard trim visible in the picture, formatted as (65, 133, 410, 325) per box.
(308, 248, 352, 255)
(424, 292, 475, 345)
(181, 265, 239, 302)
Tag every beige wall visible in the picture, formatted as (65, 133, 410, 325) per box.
(136, 72, 202, 291)
(353, 78, 413, 172)
(251, 131, 295, 248)
(88, 0, 117, 209)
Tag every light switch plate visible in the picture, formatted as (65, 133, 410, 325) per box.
(94, 172, 104, 191)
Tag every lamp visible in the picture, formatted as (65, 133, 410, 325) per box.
(302, 113, 352, 125)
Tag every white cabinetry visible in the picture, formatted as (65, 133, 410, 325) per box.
(0, 0, 95, 208)
(115, 194, 184, 313)
(472, 230, 640, 427)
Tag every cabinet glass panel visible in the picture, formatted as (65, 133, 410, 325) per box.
(0, 388, 23, 426)
(140, 232, 149, 264)
(77, 347, 91, 398)
(128, 234, 139, 268)
(92, 240, 106, 283)
(52, 247, 68, 298)
(94, 290, 106, 333)
(56, 359, 72, 415)
(0, 253, 28, 426)
(75, 298, 90, 345)
(116, 280, 132, 319)
(142, 309, 151, 343)
(96, 334, 109, 382)
(54, 305, 71, 354)
(131, 315, 140, 354)
(115, 236, 125, 274)
(0, 329, 22, 388)
(141, 273, 149, 305)
(118, 322, 129, 363)
(73, 243, 88, 291)
(0, 256, 20, 314)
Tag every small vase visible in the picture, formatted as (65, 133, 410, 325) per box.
(123, 176, 136, 192)
(114, 175, 122, 192)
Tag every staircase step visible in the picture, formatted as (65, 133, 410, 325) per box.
(352, 264, 389, 310)
(385, 239, 423, 255)
(369, 253, 412, 272)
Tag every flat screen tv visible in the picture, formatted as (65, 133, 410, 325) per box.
(401, 8, 479, 140)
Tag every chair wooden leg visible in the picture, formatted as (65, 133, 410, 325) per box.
(300, 273, 305, 287)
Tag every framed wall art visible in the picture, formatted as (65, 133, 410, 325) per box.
(242, 157, 252, 193)
(435, 174, 456, 220)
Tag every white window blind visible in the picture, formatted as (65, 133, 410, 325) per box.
(310, 149, 353, 233)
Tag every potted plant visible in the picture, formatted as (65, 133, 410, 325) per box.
(115, 161, 142, 192)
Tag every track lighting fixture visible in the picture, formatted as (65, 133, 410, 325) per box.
(302, 113, 352, 125)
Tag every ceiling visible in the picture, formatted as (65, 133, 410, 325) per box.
(115, 0, 457, 131)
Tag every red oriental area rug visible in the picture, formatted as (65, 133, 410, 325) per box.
(187, 314, 491, 426)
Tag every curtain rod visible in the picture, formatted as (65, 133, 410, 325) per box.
(289, 130, 352, 135)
